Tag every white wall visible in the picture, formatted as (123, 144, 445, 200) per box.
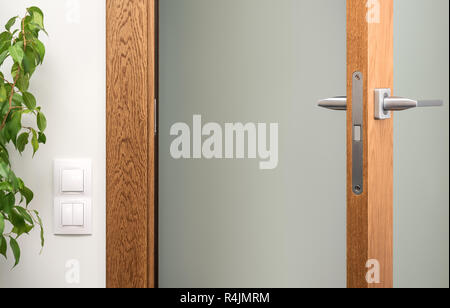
(0, 0, 106, 288)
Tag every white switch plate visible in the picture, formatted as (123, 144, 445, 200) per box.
(54, 198, 92, 235)
(61, 169, 85, 192)
(54, 159, 92, 235)
(54, 159, 92, 196)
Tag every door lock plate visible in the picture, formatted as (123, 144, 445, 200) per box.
(352, 72, 363, 195)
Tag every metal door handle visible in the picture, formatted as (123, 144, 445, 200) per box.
(318, 76, 445, 197)
(318, 96, 347, 110)
(374, 89, 443, 119)
(383, 97, 443, 110)
(318, 89, 444, 120)
(416, 100, 445, 107)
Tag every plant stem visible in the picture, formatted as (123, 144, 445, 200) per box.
(0, 66, 21, 130)
(0, 74, 13, 86)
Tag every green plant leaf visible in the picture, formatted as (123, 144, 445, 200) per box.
(22, 92, 36, 110)
(32, 39, 45, 64)
(38, 132, 46, 144)
(32, 13, 44, 30)
(11, 224, 33, 237)
(0, 212, 5, 234)
(5, 16, 18, 32)
(20, 186, 33, 206)
(39, 224, 44, 249)
(8, 43, 24, 65)
(23, 50, 36, 75)
(16, 73, 30, 92)
(27, 7, 44, 29)
(37, 112, 46, 131)
(12, 92, 24, 106)
(0, 84, 7, 103)
(10, 209, 30, 237)
(33, 210, 44, 248)
(31, 129, 39, 156)
(0, 50, 8, 66)
(4, 193, 16, 214)
(0, 40, 9, 54)
(27, 7, 44, 18)
(16, 178, 25, 190)
(0, 182, 14, 192)
(0, 236, 7, 259)
(16, 132, 29, 154)
(11, 62, 20, 80)
(0, 146, 10, 166)
(15, 207, 33, 225)
(0, 161, 11, 179)
(6, 111, 22, 144)
(9, 237, 20, 267)
(0, 31, 12, 44)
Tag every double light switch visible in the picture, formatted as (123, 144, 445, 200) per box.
(54, 159, 92, 235)
(62, 203, 84, 226)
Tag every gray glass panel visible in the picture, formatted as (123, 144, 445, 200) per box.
(159, 0, 346, 288)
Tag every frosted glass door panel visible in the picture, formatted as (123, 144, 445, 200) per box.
(159, 0, 347, 288)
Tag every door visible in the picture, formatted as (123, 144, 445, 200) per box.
(106, 0, 449, 288)
(159, 0, 347, 288)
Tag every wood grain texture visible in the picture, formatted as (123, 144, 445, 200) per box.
(147, 0, 157, 289)
(106, 0, 156, 288)
(347, 0, 394, 288)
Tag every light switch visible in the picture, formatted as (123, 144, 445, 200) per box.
(62, 203, 73, 226)
(72, 203, 84, 226)
(54, 159, 92, 235)
(61, 169, 84, 192)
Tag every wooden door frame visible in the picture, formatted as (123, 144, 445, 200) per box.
(105, 0, 394, 288)
(106, 0, 157, 288)
(347, 0, 394, 288)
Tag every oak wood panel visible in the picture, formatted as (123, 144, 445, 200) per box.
(106, 0, 156, 288)
(347, 0, 394, 288)
(367, 0, 394, 289)
(147, 0, 157, 289)
(347, 0, 369, 288)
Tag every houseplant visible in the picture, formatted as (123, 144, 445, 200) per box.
(0, 7, 47, 267)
